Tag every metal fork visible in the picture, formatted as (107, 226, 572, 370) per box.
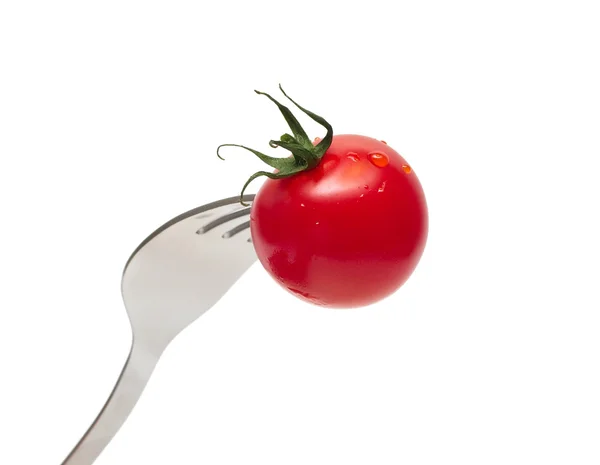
(60, 194, 258, 465)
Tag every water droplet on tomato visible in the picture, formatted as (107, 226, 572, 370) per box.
(347, 152, 359, 162)
(300, 203, 305, 207)
(368, 152, 389, 167)
(381, 140, 388, 145)
(378, 181, 386, 192)
(364, 184, 369, 189)
(402, 164, 412, 173)
(313, 137, 322, 145)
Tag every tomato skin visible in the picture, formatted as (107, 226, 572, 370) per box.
(249, 134, 428, 308)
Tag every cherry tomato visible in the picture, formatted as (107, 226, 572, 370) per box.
(249, 134, 428, 308)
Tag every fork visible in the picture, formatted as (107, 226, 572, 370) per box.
(60, 194, 258, 465)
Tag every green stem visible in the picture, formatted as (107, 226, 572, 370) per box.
(217, 85, 333, 203)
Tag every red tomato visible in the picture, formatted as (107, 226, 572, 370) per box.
(219, 85, 428, 308)
(249, 134, 428, 308)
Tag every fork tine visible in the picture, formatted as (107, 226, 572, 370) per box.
(222, 220, 251, 238)
(196, 207, 252, 234)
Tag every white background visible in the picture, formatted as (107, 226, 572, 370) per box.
(1, 1, 599, 464)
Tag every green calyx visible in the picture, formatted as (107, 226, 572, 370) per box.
(217, 84, 333, 205)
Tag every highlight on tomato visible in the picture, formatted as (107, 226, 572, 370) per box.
(217, 85, 428, 309)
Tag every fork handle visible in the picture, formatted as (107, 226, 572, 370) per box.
(60, 339, 162, 465)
